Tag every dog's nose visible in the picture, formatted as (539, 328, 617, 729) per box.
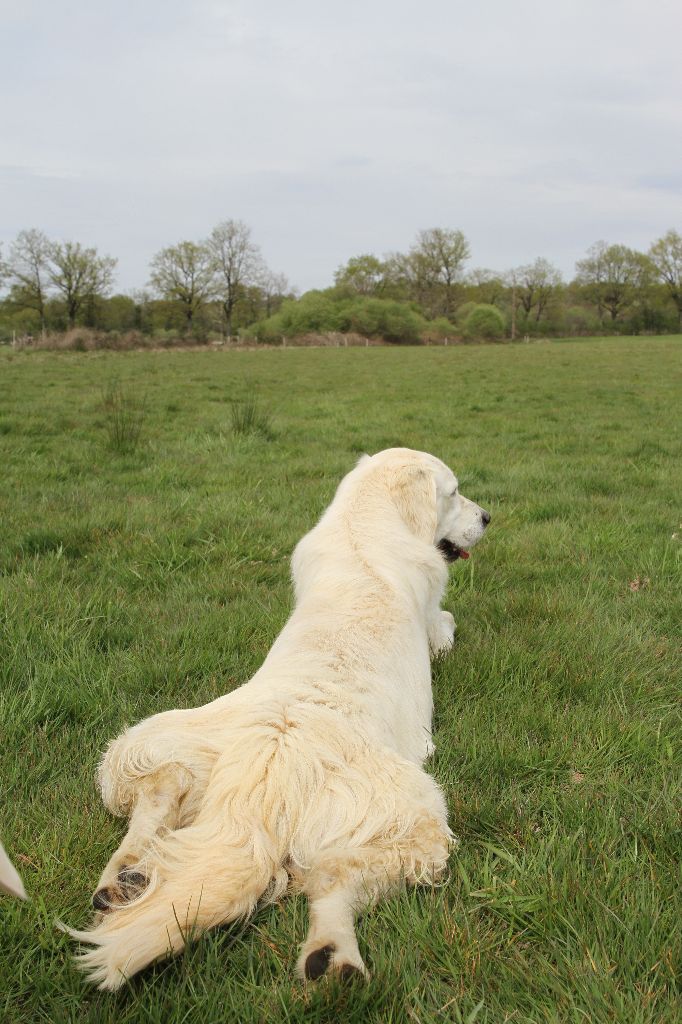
(481, 510, 491, 526)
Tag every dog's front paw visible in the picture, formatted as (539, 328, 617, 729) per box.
(430, 610, 456, 656)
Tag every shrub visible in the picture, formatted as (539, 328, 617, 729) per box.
(454, 301, 479, 326)
(249, 295, 426, 344)
(464, 304, 506, 341)
(279, 292, 342, 336)
(340, 297, 424, 343)
(249, 314, 286, 344)
(561, 306, 602, 337)
(421, 317, 458, 342)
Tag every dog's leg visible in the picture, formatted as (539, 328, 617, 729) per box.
(428, 608, 455, 656)
(296, 826, 451, 982)
(92, 702, 233, 911)
(92, 765, 190, 911)
(296, 769, 452, 983)
(297, 871, 369, 981)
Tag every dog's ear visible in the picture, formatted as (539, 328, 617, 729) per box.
(388, 465, 437, 543)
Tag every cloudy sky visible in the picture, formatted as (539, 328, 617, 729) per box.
(1, 0, 680, 293)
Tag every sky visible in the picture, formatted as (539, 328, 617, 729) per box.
(1, 0, 681, 294)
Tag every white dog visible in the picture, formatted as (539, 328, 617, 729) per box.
(67, 448, 490, 989)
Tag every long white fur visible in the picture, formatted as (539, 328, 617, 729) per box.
(66, 447, 489, 989)
(0, 839, 26, 899)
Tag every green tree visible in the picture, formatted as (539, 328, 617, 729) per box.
(466, 268, 506, 307)
(334, 254, 387, 296)
(648, 230, 682, 328)
(512, 258, 563, 323)
(99, 294, 140, 332)
(411, 228, 470, 318)
(575, 242, 648, 324)
(48, 241, 117, 328)
(149, 241, 214, 336)
(7, 229, 52, 330)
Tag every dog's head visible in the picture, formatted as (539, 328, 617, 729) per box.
(369, 448, 490, 562)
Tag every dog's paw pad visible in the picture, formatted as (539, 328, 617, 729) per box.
(91, 886, 118, 912)
(304, 944, 335, 980)
(117, 869, 148, 894)
(338, 963, 364, 982)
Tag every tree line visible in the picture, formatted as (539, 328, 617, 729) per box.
(0, 221, 291, 342)
(1, 223, 680, 344)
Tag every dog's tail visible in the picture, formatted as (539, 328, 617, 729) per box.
(65, 704, 335, 989)
(65, 813, 285, 990)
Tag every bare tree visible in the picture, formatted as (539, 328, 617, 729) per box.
(411, 228, 470, 318)
(648, 230, 682, 327)
(258, 269, 291, 318)
(7, 229, 52, 330)
(149, 241, 215, 335)
(48, 241, 116, 328)
(208, 221, 265, 338)
(467, 267, 505, 307)
(505, 267, 520, 341)
(511, 258, 563, 322)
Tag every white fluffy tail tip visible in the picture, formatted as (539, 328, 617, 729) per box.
(0, 841, 27, 900)
(56, 919, 133, 991)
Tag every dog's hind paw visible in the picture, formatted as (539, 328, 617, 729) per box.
(299, 941, 369, 983)
(91, 869, 148, 912)
(304, 944, 335, 980)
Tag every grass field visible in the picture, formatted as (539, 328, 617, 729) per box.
(1, 337, 680, 1024)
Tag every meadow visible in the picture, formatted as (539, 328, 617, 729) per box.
(0, 337, 680, 1024)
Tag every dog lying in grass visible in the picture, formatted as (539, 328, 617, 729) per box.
(66, 448, 490, 989)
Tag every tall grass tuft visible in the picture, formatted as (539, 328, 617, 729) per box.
(101, 379, 147, 453)
(230, 395, 274, 439)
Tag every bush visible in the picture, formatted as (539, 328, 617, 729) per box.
(249, 314, 286, 344)
(561, 306, 602, 337)
(454, 301, 479, 327)
(249, 295, 426, 344)
(346, 298, 425, 343)
(379, 301, 426, 343)
(420, 317, 458, 342)
(279, 292, 342, 336)
(464, 304, 506, 341)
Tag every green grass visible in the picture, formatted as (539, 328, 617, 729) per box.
(1, 337, 680, 1023)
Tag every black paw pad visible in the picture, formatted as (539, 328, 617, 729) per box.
(92, 887, 116, 911)
(304, 944, 335, 980)
(338, 963, 363, 982)
(118, 869, 148, 893)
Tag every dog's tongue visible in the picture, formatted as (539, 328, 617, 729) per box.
(459, 550, 470, 559)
